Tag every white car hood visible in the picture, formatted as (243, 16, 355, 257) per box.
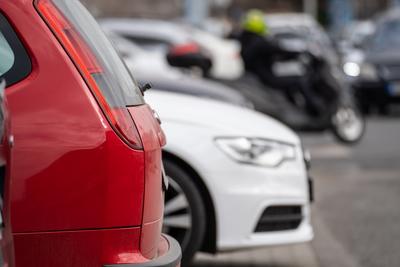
(145, 91, 300, 144)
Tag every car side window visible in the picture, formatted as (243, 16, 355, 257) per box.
(0, 13, 31, 87)
(0, 33, 14, 76)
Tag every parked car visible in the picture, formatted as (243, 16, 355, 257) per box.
(145, 90, 314, 265)
(180, 25, 244, 80)
(342, 9, 400, 114)
(106, 31, 253, 109)
(105, 30, 186, 80)
(102, 19, 245, 79)
(0, 1, 181, 266)
(101, 18, 213, 76)
(137, 75, 254, 109)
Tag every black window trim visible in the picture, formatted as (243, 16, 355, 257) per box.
(0, 12, 32, 87)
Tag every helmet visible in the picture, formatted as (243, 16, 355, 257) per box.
(242, 9, 268, 35)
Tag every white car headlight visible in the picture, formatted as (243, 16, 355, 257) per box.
(215, 137, 296, 167)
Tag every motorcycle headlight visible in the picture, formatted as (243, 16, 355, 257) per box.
(343, 62, 361, 77)
(215, 137, 296, 167)
(343, 62, 378, 80)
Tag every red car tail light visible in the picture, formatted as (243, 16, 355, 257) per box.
(169, 42, 200, 56)
(35, 0, 143, 149)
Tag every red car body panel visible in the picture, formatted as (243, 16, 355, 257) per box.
(13, 227, 145, 266)
(0, 1, 178, 266)
(128, 106, 166, 259)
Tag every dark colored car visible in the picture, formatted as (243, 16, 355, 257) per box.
(0, 0, 181, 266)
(342, 9, 400, 114)
(137, 75, 254, 109)
(100, 19, 213, 76)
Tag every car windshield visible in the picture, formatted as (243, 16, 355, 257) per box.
(370, 19, 400, 51)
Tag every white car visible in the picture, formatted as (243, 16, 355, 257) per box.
(105, 30, 184, 80)
(183, 26, 244, 80)
(145, 91, 314, 265)
(101, 18, 244, 80)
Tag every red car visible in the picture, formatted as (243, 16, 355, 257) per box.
(0, 0, 180, 266)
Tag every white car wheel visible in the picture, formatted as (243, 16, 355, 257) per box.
(163, 160, 206, 266)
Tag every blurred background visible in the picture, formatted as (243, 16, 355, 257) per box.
(81, 1, 400, 266)
(80, 0, 400, 29)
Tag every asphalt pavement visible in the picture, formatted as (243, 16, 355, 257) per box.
(192, 116, 400, 267)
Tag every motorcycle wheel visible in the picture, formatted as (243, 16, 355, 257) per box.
(331, 106, 366, 145)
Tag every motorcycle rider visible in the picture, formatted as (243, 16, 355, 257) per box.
(237, 9, 322, 116)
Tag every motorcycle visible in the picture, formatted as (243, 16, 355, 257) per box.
(220, 43, 366, 145)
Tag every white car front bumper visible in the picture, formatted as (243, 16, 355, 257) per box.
(200, 146, 313, 251)
(162, 120, 314, 252)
